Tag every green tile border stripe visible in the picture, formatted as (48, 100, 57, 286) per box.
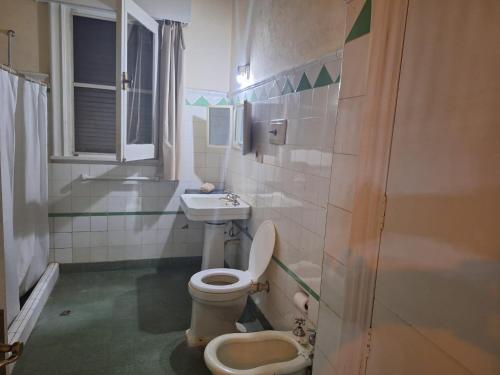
(271, 255, 320, 302)
(49, 211, 183, 217)
(233, 222, 320, 302)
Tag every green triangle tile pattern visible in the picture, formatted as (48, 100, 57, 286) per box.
(216, 97, 228, 105)
(345, 0, 371, 43)
(314, 65, 334, 88)
(251, 90, 258, 102)
(296, 73, 312, 92)
(192, 96, 210, 107)
(258, 87, 268, 101)
(185, 99, 191, 105)
(282, 78, 295, 95)
(334, 74, 341, 84)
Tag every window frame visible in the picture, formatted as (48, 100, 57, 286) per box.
(232, 103, 244, 150)
(206, 105, 233, 149)
(49, 2, 159, 163)
(116, 0, 159, 162)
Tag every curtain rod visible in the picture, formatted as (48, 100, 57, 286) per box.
(0, 64, 50, 89)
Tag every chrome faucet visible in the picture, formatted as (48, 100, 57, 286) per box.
(293, 318, 306, 338)
(220, 193, 240, 206)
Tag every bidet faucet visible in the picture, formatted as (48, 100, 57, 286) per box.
(293, 318, 306, 337)
(220, 192, 240, 206)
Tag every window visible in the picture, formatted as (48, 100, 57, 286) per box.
(73, 15, 116, 154)
(50, 0, 158, 162)
(207, 106, 232, 148)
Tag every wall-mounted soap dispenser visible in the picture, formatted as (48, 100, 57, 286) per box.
(268, 119, 287, 145)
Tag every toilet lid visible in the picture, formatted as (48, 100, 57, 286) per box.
(247, 220, 276, 282)
(190, 268, 252, 294)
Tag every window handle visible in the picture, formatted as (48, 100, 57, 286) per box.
(122, 72, 133, 90)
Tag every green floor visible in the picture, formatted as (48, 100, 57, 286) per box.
(13, 260, 255, 375)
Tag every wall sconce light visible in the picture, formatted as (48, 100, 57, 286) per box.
(236, 63, 251, 86)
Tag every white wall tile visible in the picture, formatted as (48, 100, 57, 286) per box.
(72, 216, 90, 232)
(107, 216, 126, 230)
(52, 164, 72, 182)
(330, 153, 358, 211)
(108, 231, 127, 246)
(54, 248, 73, 263)
(90, 246, 108, 262)
(71, 164, 90, 180)
(71, 197, 91, 212)
(334, 97, 364, 155)
(324, 205, 352, 264)
(72, 247, 90, 263)
(321, 253, 346, 317)
(339, 34, 370, 99)
(90, 216, 108, 232)
(72, 232, 90, 248)
(316, 304, 342, 369)
(53, 233, 72, 249)
(53, 217, 72, 233)
(312, 348, 338, 375)
(108, 246, 126, 261)
(90, 232, 107, 248)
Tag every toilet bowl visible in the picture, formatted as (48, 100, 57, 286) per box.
(204, 330, 313, 375)
(186, 220, 276, 347)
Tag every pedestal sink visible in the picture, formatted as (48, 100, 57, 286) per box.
(180, 194, 251, 269)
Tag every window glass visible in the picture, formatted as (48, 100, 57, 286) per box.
(126, 16, 154, 145)
(208, 107, 231, 146)
(73, 15, 116, 153)
(73, 16, 116, 86)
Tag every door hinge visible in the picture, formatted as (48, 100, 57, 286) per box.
(379, 194, 388, 232)
(360, 328, 373, 375)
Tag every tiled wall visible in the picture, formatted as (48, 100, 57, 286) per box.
(48, 88, 229, 264)
(48, 163, 204, 264)
(224, 51, 343, 330)
(313, 1, 372, 374)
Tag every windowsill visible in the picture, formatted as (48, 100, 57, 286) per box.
(50, 155, 160, 166)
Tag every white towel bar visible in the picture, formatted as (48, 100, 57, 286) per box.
(80, 174, 160, 182)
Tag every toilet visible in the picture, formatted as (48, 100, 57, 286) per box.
(186, 220, 276, 347)
(204, 330, 313, 375)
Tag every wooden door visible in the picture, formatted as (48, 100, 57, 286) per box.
(366, 1, 500, 374)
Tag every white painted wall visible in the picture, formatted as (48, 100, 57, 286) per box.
(230, 0, 346, 91)
(183, 0, 232, 92)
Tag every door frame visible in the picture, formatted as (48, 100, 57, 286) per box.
(338, 1, 410, 374)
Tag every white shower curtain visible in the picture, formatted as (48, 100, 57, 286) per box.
(0, 70, 48, 325)
(14, 78, 49, 297)
(0, 70, 21, 325)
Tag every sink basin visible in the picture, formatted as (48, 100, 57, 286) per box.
(180, 194, 251, 222)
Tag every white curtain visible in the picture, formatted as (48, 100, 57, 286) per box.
(159, 21, 185, 180)
(0, 70, 48, 325)
(0, 70, 21, 325)
(14, 79, 49, 296)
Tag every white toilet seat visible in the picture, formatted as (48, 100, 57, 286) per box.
(190, 268, 252, 294)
